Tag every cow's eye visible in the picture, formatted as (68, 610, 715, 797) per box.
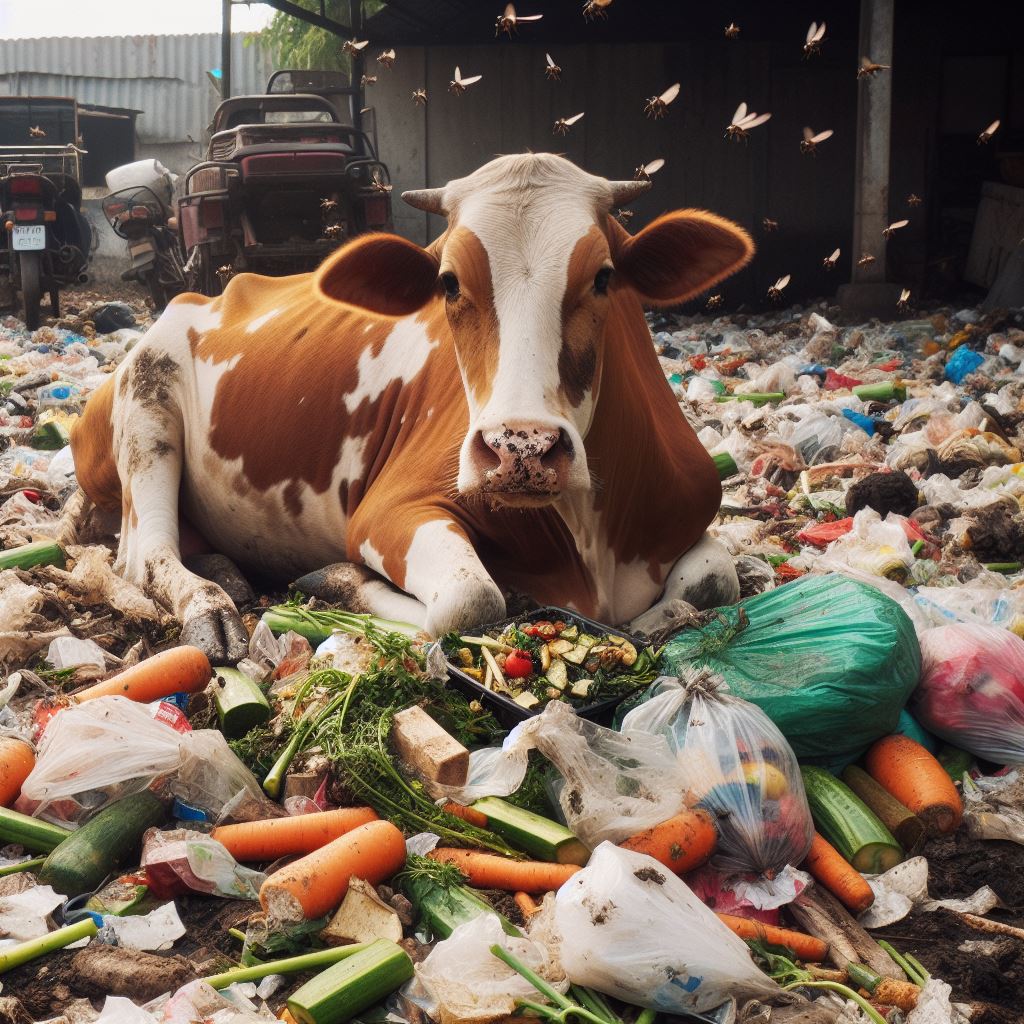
(593, 267, 613, 295)
(441, 271, 460, 301)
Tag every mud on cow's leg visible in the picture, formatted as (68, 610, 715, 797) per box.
(292, 561, 429, 629)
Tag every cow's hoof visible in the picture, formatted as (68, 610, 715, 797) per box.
(180, 604, 249, 665)
(293, 562, 375, 609)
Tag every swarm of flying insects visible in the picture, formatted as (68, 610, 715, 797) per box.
(823, 248, 840, 270)
(633, 158, 665, 182)
(897, 288, 911, 313)
(496, 3, 542, 36)
(361, 75, 377, 87)
(907, 193, 923, 207)
(768, 275, 791, 301)
(412, 88, 427, 106)
(644, 83, 680, 120)
(706, 294, 724, 310)
(724, 23, 740, 39)
(883, 219, 909, 238)
(858, 253, 876, 267)
(28, 126, 46, 138)
(858, 56, 891, 79)
(371, 169, 392, 194)
(762, 217, 779, 232)
(342, 38, 369, 57)
(725, 102, 771, 142)
(449, 67, 483, 95)
(978, 119, 1000, 145)
(582, 0, 612, 21)
(553, 112, 585, 136)
(544, 53, 562, 80)
(377, 48, 396, 69)
(804, 21, 826, 58)
(800, 126, 834, 155)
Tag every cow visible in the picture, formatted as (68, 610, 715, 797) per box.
(68, 153, 753, 663)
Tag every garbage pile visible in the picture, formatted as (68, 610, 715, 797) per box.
(0, 299, 1023, 1024)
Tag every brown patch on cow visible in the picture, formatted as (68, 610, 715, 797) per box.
(118, 371, 129, 398)
(131, 349, 179, 406)
(122, 481, 137, 530)
(70, 377, 121, 512)
(152, 440, 174, 458)
(443, 228, 499, 408)
(188, 327, 201, 356)
(559, 228, 609, 408)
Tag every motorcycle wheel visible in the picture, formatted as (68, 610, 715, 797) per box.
(49, 288, 60, 318)
(144, 269, 168, 310)
(18, 252, 42, 331)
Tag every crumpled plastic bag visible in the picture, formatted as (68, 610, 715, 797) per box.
(0, 570, 44, 632)
(906, 978, 972, 1024)
(412, 913, 568, 1024)
(819, 508, 916, 582)
(0, 882, 64, 945)
(913, 623, 1024, 763)
(621, 671, 813, 879)
(962, 770, 1024, 844)
(140, 828, 266, 900)
(437, 700, 686, 846)
(554, 843, 778, 1014)
(98, 901, 187, 952)
(163, 979, 279, 1024)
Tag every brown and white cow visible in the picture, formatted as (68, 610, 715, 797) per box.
(69, 153, 753, 662)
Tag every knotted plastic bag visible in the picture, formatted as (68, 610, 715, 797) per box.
(621, 671, 813, 878)
(554, 843, 777, 1013)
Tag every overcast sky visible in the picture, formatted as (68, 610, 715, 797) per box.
(0, 0, 275, 38)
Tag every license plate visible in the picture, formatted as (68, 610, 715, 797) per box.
(12, 225, 45, 251)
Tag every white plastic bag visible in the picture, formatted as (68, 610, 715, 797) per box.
(554, 843, 777, 1013)
(621, 672, 813, 878)
(439, 700, 686, 846)
(413, 913, 568, 1024)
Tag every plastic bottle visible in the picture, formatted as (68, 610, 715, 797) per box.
(37, 382, 83, 416)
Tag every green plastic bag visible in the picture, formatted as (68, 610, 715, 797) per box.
(659, 573, 921, 765)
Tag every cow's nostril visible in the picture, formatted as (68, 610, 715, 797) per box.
(473, 431, 502, 471)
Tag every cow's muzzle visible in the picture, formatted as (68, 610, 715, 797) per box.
(469, 423, 576, 501)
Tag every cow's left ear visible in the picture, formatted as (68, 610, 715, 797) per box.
(315, 233, 440, 317)
(609, 210, 754, 306)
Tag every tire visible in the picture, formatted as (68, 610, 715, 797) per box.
(19, 251, 42, 331)
(144, 269, 168, 310)
(49, 288, 60, 318)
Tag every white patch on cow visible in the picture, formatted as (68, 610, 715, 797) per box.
(246, 308, 281, 333)
(360, 538, 387, 577)
(161, 296, 224, 336)
(343, 316, 437, 414)
(192, 351, 242, 416)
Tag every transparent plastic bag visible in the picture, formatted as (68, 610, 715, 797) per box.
(438, 700, 686, 846)
(554, 843, 777, 1013)
(913, 624, 1024, 763)
(140, 827, 266, 900)
(412, 913, 568, 1024)
(620, 672, 813, 878)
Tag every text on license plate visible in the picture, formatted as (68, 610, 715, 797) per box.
(12, 225, 45, 251)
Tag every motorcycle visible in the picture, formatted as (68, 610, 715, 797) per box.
(103, 160, 185, 309)
(0, 146, 92, 330)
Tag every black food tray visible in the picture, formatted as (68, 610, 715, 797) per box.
(444, 605, 651, 727)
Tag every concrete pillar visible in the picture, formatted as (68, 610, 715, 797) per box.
(221, 0, 232, 100)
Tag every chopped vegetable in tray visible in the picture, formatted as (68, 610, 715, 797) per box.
(442, 616, 661, 710)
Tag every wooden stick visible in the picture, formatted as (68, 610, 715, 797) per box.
(958, 913, 1024, 942)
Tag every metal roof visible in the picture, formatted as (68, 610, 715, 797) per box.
(0, 33, 273, 144)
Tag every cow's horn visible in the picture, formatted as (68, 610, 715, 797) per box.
(401, 188, 446, 214)
(608, 180, 652, 206)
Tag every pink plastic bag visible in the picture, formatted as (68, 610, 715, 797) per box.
(913, 624, 1024, 764)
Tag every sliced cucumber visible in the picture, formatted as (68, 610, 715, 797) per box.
(472, 796, 590, 865)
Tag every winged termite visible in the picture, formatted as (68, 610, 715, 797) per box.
(496, 3, 542, 37)
(907, 193, 923, 207)
(725, 102, 771, 142)
(644, 83, 680, 120)
(371, 169, 392, 194)
(342, 38, 369, 57)
(858, 56, 891, 79)
(376, 49, 396, 69)
(897, 288, 911, 312)
(978, 119, 1000, 145)
(705, 293, 724, 310)
(800, 126, 834, 155)
(582, 0, 612, 21)
(216, 264, 236, 285)
(633, 158, 665, 181)
(857, 253, 876, 267)
(360, 74, 377, 87)
(544, 53, 562, 80)
(28, 126, 46, 138)
(553, 112, 585, 136)
(767, 275, 791, 301)
(449, 67, 483, 95)
(762, 217, 779, 232)
(883, 219, 909, 238)
(823, 248, 841, 270)
(412, 87, 428, 106)
(614, 208, 634, 227)
(803, 21, 826, 57)
(724, 22, 740, 39)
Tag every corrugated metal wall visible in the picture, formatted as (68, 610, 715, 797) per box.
(0, 34, 273, 145)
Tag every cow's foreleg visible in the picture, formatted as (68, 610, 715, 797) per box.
(293, 561, 430, 628)
(115, 408, 249, 664)
(628, 533, 738, 634)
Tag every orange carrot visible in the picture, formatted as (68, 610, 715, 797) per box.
(260, 819, 406, 921)
(278, 1011, 298, 1024)
(716, 913, 828, 962)
(514, 891, 540, 920)
(212, 807, 379, 862)
(0, 738, 35, 808)
(75, 646, 212, 704)
(802, 832, 875, 914)
(443, 801, 489, 829)
(865, 735, 962, 837)
(620, 809, 717, 874)
(428, 848, 580, 893)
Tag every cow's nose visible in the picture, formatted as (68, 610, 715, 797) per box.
(477, 424, 571, 493)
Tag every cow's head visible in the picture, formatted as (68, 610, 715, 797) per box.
(315, 153, 752, 508)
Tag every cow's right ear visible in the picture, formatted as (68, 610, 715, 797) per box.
(315, 233, 440, 317)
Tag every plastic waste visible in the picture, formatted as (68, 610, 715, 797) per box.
(98, 902, 187, 952)
(554, 843, 778, 1013)
(661, 574, 921, 765)
(962, 771, 1024, 844)
(945, 346, 985, 384)
(0, 883, 64, 945)
(140, 827, 266, 900)
(46, 635, 108, 671)
(621, 672, 813, 878)
(913, 624, 1024, 763)
(36, 381, 83, 415)
(45, 444, 78, 497)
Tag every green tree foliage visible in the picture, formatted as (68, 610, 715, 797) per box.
(262, 1, 386, 71)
